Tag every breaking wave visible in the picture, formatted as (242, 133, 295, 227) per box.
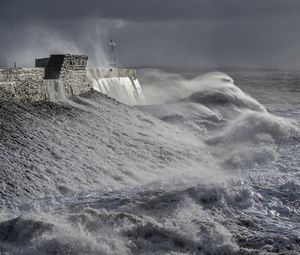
(0, 69, 299, 254)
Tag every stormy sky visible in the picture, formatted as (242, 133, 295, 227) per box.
(1, 0, 300, 69)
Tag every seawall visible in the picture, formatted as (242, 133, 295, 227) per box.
(0, 68, 47, 101)
(0, 54, 142, 104)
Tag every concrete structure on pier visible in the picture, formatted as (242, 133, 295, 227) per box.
(0, 54, 138, 102)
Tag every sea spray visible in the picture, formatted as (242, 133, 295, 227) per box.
(46, 79, 66, 101)
(88, 70, 146, 105)
(0, 69, 299, 254)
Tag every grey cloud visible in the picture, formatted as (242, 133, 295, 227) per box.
(1, 0, 300, 23)
(1, 0, 300, 69)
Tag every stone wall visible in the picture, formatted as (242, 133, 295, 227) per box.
(59, 55, 91, 96)
(0, 68, 47, 101)
(0, 54, 138, 102)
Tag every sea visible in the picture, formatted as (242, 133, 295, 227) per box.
(0, 68, 299, 254)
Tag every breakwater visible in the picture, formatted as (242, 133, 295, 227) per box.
(0, 54, 145, 105)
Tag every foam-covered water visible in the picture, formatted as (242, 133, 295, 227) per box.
(0, 69, 299, 254)
(88, 70, 145, 105)
(46, 80, 66, 101)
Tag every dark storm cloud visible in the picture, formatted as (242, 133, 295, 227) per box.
(1, 0, 299, 23)
(1, 0, 300, 68)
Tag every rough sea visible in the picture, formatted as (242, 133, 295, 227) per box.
(0, 69, 299, 254)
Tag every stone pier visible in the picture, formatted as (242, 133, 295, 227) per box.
(0, 54, 138, 102)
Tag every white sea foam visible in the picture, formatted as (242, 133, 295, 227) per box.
(0, 69, 299, 254)
(46, 79, 66, 101)
(89, 72, 146, 105)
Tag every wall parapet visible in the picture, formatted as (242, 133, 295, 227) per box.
(0, 68, 45, 81)
(0, 68, 47, 101)
(0, 55, 138, 102)
(88, 68, 136, 78)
